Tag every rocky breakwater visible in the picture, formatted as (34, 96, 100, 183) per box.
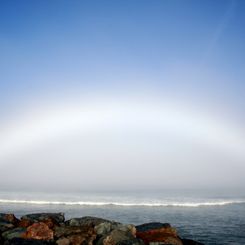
(0, 213, 204, 245)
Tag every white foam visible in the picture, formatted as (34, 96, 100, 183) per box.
(0, 199, 244, 207)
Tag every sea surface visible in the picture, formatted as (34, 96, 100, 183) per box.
(0, 190, 245, 245)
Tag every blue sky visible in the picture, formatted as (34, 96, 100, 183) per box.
(0, 0, 245, 190)
(1, 0, 244, 102)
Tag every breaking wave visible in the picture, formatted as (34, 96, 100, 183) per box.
(0, 199, 244, 207)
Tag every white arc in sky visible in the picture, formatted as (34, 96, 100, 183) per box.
(0, 96, 244, 162)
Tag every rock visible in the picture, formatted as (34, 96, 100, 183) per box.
(56, 237, 70, 245)
(4, 237, 55, 244)
(22, 222, 54, 240)
(97, 229, 136, 245)
(65, 216, 112, 227)
(64, 233, 96, 245)
(54, 225, 95, 239)
(136, 223, 171, 232)
(0, 222, 15, 232)
(19, 219, 33, 228)
(136, 222, 182, 245)
(21, 213, 65, 227)
(2, 227, 27, 240)
(116, 238, 145, 245)
(181, 239, 204, 245)
(54, 225, 97, 245)
(0, 213, 19, 225)
(95, 222, 136, 236)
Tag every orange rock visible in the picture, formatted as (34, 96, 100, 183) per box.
(136, 227, 182, 245)
(18, 219, 32, 228)
(22, 222, 54, 240)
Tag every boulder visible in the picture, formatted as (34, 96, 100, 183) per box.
(22, 222, 54, 240)
(54, 225, 95, 239)
(61, 233, 96, 245)
(19, 219, 33, 228)
(21, 213, 65, 227)
(97, 229, 136, 245)
(54, 225, 97, 245)
(2, 227, 27, 240)
(0, 222, 15, 232)
(56, 237, 70, 245)
(136, 222, 182, 245)
(65, 216, 112, 227)
(181, 239, 204, 245)
(95, 222, 136, 236)
(0, 213, 19, 225)
(136, 223, 171, 232)
(4, 237, 55, 244)
(116, 238, 145, 245)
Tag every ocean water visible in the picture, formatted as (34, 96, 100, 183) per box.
(0, 190, 245, 245)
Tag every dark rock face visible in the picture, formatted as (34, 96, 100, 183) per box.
(54, 226, 95, 239)
(116, 238, 145, 245)
(4, 238, 55, 244)
(95, 222, 136, 237)
(181, 239, 205, 245)
(21, 213, 65, 224)
(2, 227, 27, 240)
(65, 216, 112, 227)
(54, 225, 97, 245)
(0, 213, 19, 225)
(0, 222, 15, 233)
(0, 213, 20, 233)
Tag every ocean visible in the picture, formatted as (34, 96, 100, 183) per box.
(0, 190, 245, 245)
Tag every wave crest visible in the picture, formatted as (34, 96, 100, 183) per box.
(0, 199, 244, 207)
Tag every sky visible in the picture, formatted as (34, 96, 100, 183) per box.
(0, 0, 245, 192)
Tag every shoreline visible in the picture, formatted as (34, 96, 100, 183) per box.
(0, 212, 204, 245)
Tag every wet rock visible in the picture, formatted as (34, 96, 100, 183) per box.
(136, 223, 171, 232)
(136, 222, 182, 245)
(65, 233, 96, 245)
(181, 239, 204, 245)
(0, 221, 15, 232)
(4, 237, 55, 244)
(22, 222, 54, 240)
(54, 225, 95, 239)
(116, 238, 145, 245)
(0, 213, 19, 225)
(2, 227, 27, 240)
(95, 222, 136, 236)
(65, 216, 112, 227)
(21, 213, 65, 227)
(56, 237, 70, 245)
(97, 229, 136, 245)
(19, 219, 33, 228)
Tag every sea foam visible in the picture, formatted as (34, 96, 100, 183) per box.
(0, 199, 244, 207)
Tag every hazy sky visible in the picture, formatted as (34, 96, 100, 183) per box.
(0, 0, 245, 191)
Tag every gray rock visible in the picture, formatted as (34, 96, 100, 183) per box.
(0, 222, 15, 232)
(21, 213, 65, 224)
(54, 225, 95, 238)
(116, 238, 145, 245)
(65, 216, 113, 227)
(95, 222, 135, 236)
(97, 229, 136, 245)
(2, 227, 26, 240)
